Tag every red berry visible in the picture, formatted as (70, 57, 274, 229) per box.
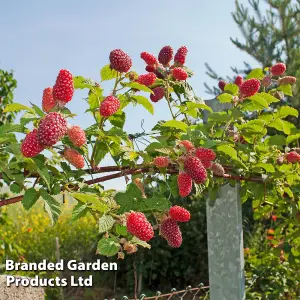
(211, 162, 225, 176)
(52, 69, 74, 104)
(270, 63, 286, 76)
(100, 96, 120, 117)
(240, 78, 261, 97)
(109, 49, 132, 73)
(278, 76, 297, 85)
(137, 73, 156, 86)
(140, 52, 158, 65)
(21, 129, 45, 157)
(37, 112, 67, 146)
(172, 68, 188, 81)
(234, 76, 243, 86)
(177, 172, 192, 197)
(150, 87, 164, 102)
(286, 151, 300, 163)
(174, 46, 188, 65)
(127, 212, 154, 241)
(158, 46, 173, 66)
(195, 147, 216, 161)
(63, 148, 85, 169)
(42, 87, 56, 112)
(179, 140, 195, 152)
(68, 126, 86, 147)
(160, 218, 182, 248)
(153, 156, 169, 168)
(262, 76, 272, 87)
(218, 80, 227, 91)
(201, 160, 212, 169)
(145, 65, 156, 73)
(169, 205, 190, 222)
(184, 156, 207, 184)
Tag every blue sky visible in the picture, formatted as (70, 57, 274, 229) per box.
(0, 0, 260, 189)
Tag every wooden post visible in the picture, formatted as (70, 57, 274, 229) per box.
(204, 99, 245, 300)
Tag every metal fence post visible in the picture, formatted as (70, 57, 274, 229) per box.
(204, 99, 245, 300)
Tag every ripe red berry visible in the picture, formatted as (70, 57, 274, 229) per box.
(201, 160, 212, 169)
(278, 76, 297, 85)
(160, 218, 182, 248)
(100, 96, 120, 117)
(195, 147, 216, 161)
(42, 87, 56, 112)
(137, 73, 157, 86)
(63, 148, 85, 169)
(286, 151, 300, 163)
(262, 76, 272, 87)
(109, 49, 132, 73)
(211, 162, 225, 176)
(158, 46, 173, 66)
(140, 52, 158, 65)
(52, 69, 74, 104)
(172, 68, 188, 81)
(21, 129, 45, 157)
(68, 125, 86, 147)
(37, 112, 67, 146)
(179, 140, 195, 152)
(184, 156, 207, 184)
(270, 63, 286, 76)
(177, 172, 192, 197)
(169, 205, 190, 222)
(153, 156, 170, 168)
(127, 212, 154, 241)
(240, 78, 261, 97)
(174, 46, 188, 65)
(145, 65, 156, 73)
(150, 87, 165, 102)
(234, 75, 243, 86)
(218, 80, 227, 91)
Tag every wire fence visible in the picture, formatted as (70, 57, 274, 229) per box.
(107, 284, 209, 300)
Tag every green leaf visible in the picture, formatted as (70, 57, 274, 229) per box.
(131, 236, 151, 249)
(73, 76, 97, 89)
(3, 103, 33, 113)
(10, 183, 22, 194)
(138, 195, 170, 212)
(115, 224, 128, 236)
(258, 92, 280, 104)
(268, 119, 295, 134)
(100, 65, 118, 81)
(286, 133, 300, 145)
(124, 82, 153, 93)
(99, 215, 115, 233)
(132, 95, 154, 115)
(217, 144, 237, 159)
(253, 163, 275, 173)
(30, 103, 44, 117)
(22, 188, 40, 210)
(70, 192, 109, 212)
(71, 202, 89, 221)
(40, 189, 61, 225)
(224, 84, 239, 96)
(276, 106, 298, 118)
(185, 102, 213, 113)
(93, 141, 109, 166)
(247, 95, 269, 108)
(277, 84, 293, 96)
(88, 92, 101, 111)
(0, 124, 24, 135)
(217, 93, 233, 103)
(32, 157, 51, 189)
(246, 68, 264, 80)
(109, 111, 126, 128)
(162, 120, 188, 132)
(97, 237, 119, 257)
(115, 184, 142, 213)
(265, 135, 286, 146)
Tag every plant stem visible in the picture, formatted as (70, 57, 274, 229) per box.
(165, 79, 175, 119)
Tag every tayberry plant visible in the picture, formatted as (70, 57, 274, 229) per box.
(0, 46, 299, 261)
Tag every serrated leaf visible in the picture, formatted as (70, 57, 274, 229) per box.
(276, 106, 298, 118)
(277, 84, 293, 96)
(71, 202, 89, 221)
(138, 195, 170, 212)
(132, 95, 154, 115)
(246, 68, 264, 80)
(265, 135, 286, 146)
(22, 188, 40, 210)
(162, 120, 188, 132)
(10, 183, 22, 194)
(124, 82, 153, 93)
(100, 65, 118, 81)
(268, 119, 295, 134)
(154, 147, 173, 155)
(30, 103, 44, 117)
(73, 76, 97, 89)
(40, 189, 61, 225)
(131, 236, 151, 249)
(217, 144, 237, 159)
(247, 95, 269, 108)
(115, 224, 128, 236)
(115, 184, 142, 213)
(259, 92, 279, 104)
(0, 124, 24, 135)
(224, 84, 239, 96)
(32, 157, 51, 189)
(217, 93, 233, 103)
(97, 237, 120, 257)
(109, 111, 126, 128)
(253, 163, 275, 173)
(286, 133, 300, 145)
(93, 141, 109, 166)
(99, 215, 115, 233)
(3, 103, 33, 113)
(185, 102, 213, 113)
